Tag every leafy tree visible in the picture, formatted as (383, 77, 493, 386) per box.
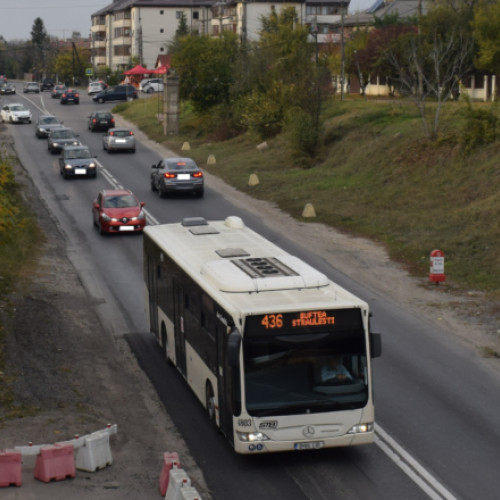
(473, 0, 500, 74)
(238, 6, 329, 148)
(53, 46, 90, 85)
(171, 32, 238, 112)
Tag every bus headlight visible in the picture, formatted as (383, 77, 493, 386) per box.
(348, 423, 374, 434)
(236, 431, 270, 442)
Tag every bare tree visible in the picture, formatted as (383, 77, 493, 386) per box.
(386, 5, 474, 139)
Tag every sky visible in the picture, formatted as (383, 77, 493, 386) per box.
(0, 0, 375, 42)
(0, 1, 108, 42)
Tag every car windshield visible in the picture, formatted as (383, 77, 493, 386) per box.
(53, 130, 73, 139)
(96, 113, 111, 119)
(103, 195, 137, 208)
(111, 130, 131, 138)
(65, 149, 91, 159)
(41, 117, 58, 124)
(11, 105, 26, 111)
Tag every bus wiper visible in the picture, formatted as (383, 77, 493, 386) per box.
(251, 399, 350, 417)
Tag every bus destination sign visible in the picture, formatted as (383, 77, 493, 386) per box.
(246, 308, 362, 335)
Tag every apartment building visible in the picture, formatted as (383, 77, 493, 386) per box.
(91, 0, 348, 71)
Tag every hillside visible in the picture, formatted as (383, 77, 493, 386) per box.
(121, 96, 500, 303)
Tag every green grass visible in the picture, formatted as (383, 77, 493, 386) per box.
(0, 156, 45, 418)
(120, 95, 500, 299)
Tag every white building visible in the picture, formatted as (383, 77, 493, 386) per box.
(91, 0, 348, 71)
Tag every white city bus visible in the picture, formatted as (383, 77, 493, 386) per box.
(143, 216, 381, 454)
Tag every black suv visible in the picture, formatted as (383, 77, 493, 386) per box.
(92, 84, 138, 103)
(88, 111, 115, 132)
(41, 78, 55, 91)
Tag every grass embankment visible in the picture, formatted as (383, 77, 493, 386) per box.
(0, 153, 44, 419)
(120, 96, 500, 301)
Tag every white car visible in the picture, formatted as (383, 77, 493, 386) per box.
(88, 81, 106, 95)
(1, 103, 32, 124)
(140, 78, 164, 93)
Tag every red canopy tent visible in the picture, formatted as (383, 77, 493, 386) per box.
(151, 65, 169, 75)
(123, 65, 152, 75)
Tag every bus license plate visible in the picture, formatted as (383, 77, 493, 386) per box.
(294, 441, 324, 450)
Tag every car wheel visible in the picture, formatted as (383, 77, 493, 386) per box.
(196, 190, 204, 198)
(9, 116, 13, 123)
(131, 148, 136, 154)
(150, 178, 157, 192)
(98, 221, 106, 235)
(147, 87, 153, 94)
(127, 96, 134, 102)
(98, 98, 104, 104)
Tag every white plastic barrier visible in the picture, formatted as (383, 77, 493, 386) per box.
(75, 429, 113, 472)
(180, 485, 203, 499)
(165, 465, 191, 500)
(14, 424, 118, 462)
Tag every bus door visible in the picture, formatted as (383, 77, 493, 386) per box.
(173, 281, 187, 376)
(147, 256, 158, 336)
(216, 321, 233, 438)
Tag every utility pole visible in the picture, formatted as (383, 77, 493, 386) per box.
(340, 1, 345, 100)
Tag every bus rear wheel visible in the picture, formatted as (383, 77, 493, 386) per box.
(206, 383, 216, 424)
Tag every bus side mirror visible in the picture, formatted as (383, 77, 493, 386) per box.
(227, 329, 241, 367)
(370, 333, 382, 358)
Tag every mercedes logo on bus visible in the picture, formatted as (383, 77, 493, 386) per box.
(303, 425, 315, 438)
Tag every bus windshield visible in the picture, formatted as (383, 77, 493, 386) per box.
(243, 328, 368, 417)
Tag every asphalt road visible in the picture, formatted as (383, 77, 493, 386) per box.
(4, 87, 500, 500)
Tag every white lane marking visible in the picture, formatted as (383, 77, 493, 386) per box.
(375, 425, 457, 500)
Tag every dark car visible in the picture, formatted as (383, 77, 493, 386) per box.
(51, 84, 67, 99)
(92, 189, 146, 234)
(150, 157, 204, 198)
(59, 145, 97, 179)
(47, 127, 80, 154)
(88, 111, 115, 132)
(92, 84, 138, 103)
(60, 88, 80, 104)
(23, 82, 40, 93)
(41, 78, 55, 91)
(35, 115, 63, 138)
(0, 83, 16, 95)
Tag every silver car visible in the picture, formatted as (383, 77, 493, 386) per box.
(150, 157, 204, 198)
(102, 128, 136, 153)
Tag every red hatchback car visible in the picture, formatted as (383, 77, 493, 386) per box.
(92, 189, 146, 234)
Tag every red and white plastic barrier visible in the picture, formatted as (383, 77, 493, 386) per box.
(160, 451, 180, 496)
(0, 424, 118, 487)
(0, 450, 22, 487)
(34, 443, 75, 483)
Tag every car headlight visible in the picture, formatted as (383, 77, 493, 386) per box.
(236, 431, 270, 442)
(135, 210, 145, 220)
(100, 213, 111, 222)
(53, 142, 59, 147)
(347, 423, 374, 434)
(89, 162, 96, 168)
(64, 164, 73, 170)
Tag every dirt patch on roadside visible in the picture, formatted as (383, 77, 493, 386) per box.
(0, 128, 211, 499)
